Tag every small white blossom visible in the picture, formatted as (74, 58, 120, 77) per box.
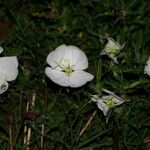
(45, 44, 94, 88)
(100, 37, 125, 64)
(144, 56, 150, 76)
(0, 56, 18, 94)
(91, 89, 124, 116)
(0, 47, 4, 54)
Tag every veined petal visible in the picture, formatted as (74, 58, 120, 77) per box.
(97, 100, 109, 116)
(0, 78, 9, 94)
(91, 95, 109, 116)
(46, 44, 88, 70)
(112, 57, 118, 64)
(91, 95, 100, 102)
(67, 45, 88, 70)
(121, 42, 126, 50)
(102, 95, 124, 107)
(0, 56, 18, 67)
(11, 56, 18, 68)
(0, 67, 18, 81)
(100, 49, 107, 55)
(0, 47, 4, 54)
(0, 57, 18, 81)
(45, 67, 69, 87)
(144, 56, 150, 76)
(106, 37, 122, 50)
(102, 88, 123, 101)
(46, 45, 67, 70)
(69, 70, 94, 88)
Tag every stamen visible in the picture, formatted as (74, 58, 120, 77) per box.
(55, 59, 74, 76)
(108, 45, 118, 55)
(103, 97, 117, 108)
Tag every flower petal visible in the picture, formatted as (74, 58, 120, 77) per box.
(144, 56, 150, 76)
(97, 100, 109, 116)
(69, 70, 94, 88)
(46, 45, 68, 70)
(0, 56, 18, 67)
(45, 67, 69, 87)
(102, 95, 124, 106)
(67, 45, 88, 70)
(0, 47, 4, 54)
(106, 37, 121, 50)
(100, 37, 125, 64)
(0, 56, 18, 81)
(0, 79, 9, 94)
(102, 88, 122, 100)
(121, 42, 126, 50)
(100, 49, 107, 55)
(91, 95, 100, 102)
(91, 95, 109, 116)
(46, 44, 88, 70)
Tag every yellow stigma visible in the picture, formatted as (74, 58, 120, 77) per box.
(55, 59, 74, 76)
(103, 97, 117, 108)
(108, 45, 118, 56)
(64, 66, 74, 76)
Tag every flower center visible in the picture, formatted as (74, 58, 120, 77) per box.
(55, 59, 74, 76)
(103, 97, 117, 108)
(108, 45, 118, 55)
(64, 66, 74, 76)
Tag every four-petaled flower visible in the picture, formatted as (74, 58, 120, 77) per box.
(45, 44, 94, 88)
(0, 49, 18, 94)
(100, 37, 125, 64)
(91, 89, 124, 116)
(144, 56, 150, 76)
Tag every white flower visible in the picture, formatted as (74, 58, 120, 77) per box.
(91, 89, 124, 116)
(144, 56, 150, 76)
(100, 37, 125, 64)
(45, 44, 94, 88)
(0, 56, 18, 94)
(0, 47, 4, 54)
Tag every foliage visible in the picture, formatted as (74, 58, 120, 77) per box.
(0, 0, 150, 149)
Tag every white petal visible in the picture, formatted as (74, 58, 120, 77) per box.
(106, 37, 121, 50)
(45, 67, 69, 87)
(102, 95, 124, 107)
(9, 56, 18, 67)
(97, 100, 109, 116)
(102, 88, 123, 101)
(0, 57, 18, 81)
(112, 57, 118, 64)
(91, 95, 109, 116)
(0, 56, 18, 67)
(91, 95, 100, 102)
(0, 47, 4, 54)
(0, 79, 9, 94)
(46, 44, 88, 70)
(69, 70, 94, 88)
(46, 45, 67, 69)
(100, 49, 107, 55)
(67, 45, 88, 70)
(144, 56, 150, 76)
(121, 42, 126, 50)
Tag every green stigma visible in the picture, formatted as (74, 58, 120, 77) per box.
(55, 59, 74, 76)
(64, 66, 74, 76)
(108, 45, 119, 56)
(103, 97, 117, 108)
